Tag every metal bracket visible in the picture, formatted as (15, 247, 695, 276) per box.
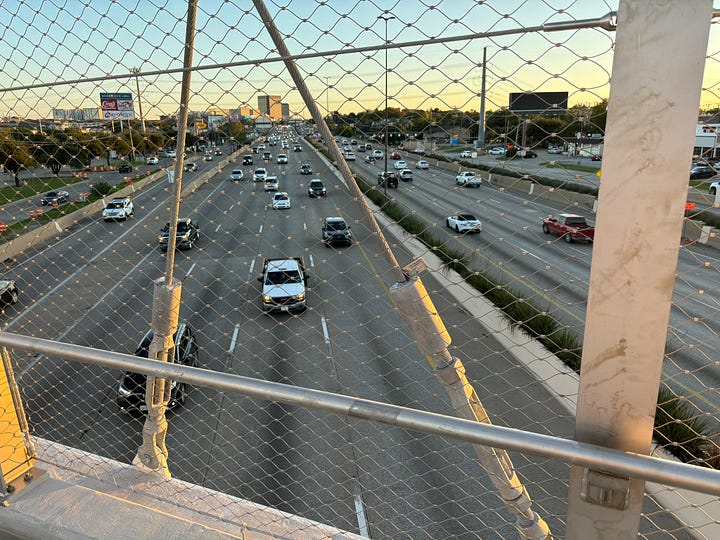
(580, 469, 630, 510)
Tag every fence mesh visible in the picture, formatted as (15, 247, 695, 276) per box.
(0, 1, 718, 538)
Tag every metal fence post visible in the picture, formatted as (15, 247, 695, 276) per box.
(566, 1, 713, 538)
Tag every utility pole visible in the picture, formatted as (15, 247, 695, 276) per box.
(378, 13, 395, 197)
(131, 67, 147, 133)
(478, 46, 487, 149)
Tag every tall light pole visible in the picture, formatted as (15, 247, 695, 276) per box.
(130, 67, 146, 133)
(378, 14, 395, 196)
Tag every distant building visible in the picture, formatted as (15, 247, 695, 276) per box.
(258, 95, 282, 121)
(281, 103, 290, 122)
(52, 108, 101, 121)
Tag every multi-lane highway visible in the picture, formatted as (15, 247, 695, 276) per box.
(0, 134, 690, 538)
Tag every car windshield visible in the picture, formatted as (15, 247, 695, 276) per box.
(565, 217, 588, 226)
(310, 181, 323, 187)
(266, 271, 301, 285)
(458, 214, 476, 221)
(45, 192, 58, 197)
(107, 202, 123, 209)
(326, 221, 347, 231)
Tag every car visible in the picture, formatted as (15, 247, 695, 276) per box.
(709, 180, 720, 195)
(365, 155, 376, 163)
(293, 144, 302, 152)
(264, 176, 279, 191)
(253, 168, 267, 182)
(203, 153, 213, 161)
(416, 160, 429, 169)
(41, 190, 70, 206)
(487, 146, 506, 155)
(308, 179, 327, 198)
(229, 169, 244, 181)
(118, 163, 133, 174)
(258, 143, 266, 150)
(542, 213, 595, 243)
(460, 150, 473, 158)
(356, 145, 366, 152)
(102, 197, 134, 221)
(590, 154, 602, 161)
(276, 153, 288, 164)
(390, 152, 401, 160)
(300, 163, 313, 175)
(0, 279, 19, 305)
(372, 149, 384, 160)
(322, 217, 353, 247)
(456, 171, 481, 187)
(345, 152, 356, 161)
(272, 192, 291, 209)
(242, 154, 253, 165)
(690, 165, 717, 179)
(184, 162, 197, 172)
(251, 146, 259, 154)
(521, 150, 538, 158)
(393, 160, 407, 170)
(547, 146, 563, 154)
(214, 149, 222, 155)
(257, 257, 308, 313)
(117, 322, 198, 413)
(262, 151, 272, 161)
(377, 171, 399, 188)
(146, 156, 159, 165)
(399, 169, 414, 181)
(158, 218, 200, 251)
(160, 149, 176, 158)
(446, 213, 482, 234)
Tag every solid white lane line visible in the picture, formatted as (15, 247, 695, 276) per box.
(228, 324, 240, 354)
(185, 263, 196, 278)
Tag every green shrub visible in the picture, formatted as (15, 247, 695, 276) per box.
(90, 181, 113, 197)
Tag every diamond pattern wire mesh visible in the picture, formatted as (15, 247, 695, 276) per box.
(0, 1, 717, 538)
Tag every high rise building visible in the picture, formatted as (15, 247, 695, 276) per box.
(258, 95, 282, 121)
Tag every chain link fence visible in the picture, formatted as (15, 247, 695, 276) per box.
(0, 1, 718, 538)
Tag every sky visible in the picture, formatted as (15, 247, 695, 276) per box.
(0, 0, 717, 121)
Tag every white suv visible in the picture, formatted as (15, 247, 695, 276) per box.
(393, 160, 407, 170)
(102, 197, 134, 221)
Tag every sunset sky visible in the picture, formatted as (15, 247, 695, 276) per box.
(0, 0, 717, 120)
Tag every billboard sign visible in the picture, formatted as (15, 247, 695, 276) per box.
(99, 93, 135, 120)
(509, 92, 568, 115)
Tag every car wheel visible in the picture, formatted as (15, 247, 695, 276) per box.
(5, 289, 18, 304)
(711, 187, 717, 195)
(455, 225, 460, 233)
(542, 224, 550, 234)
(564, 233, 573, 243)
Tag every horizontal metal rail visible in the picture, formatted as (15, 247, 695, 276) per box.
(3, 330, 719, 497)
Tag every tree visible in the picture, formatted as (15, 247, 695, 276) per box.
(0, 137, 33, 186)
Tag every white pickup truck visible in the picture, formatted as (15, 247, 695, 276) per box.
(258, 257, 309, 312)
(456, 171, 481, 187)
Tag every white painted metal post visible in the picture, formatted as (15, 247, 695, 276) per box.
(566, 1, 712, 538)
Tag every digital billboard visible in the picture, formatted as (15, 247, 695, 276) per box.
(509, 92, 568, 115)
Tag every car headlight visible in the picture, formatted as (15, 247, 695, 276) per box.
(263, 295, 272, 303)
(118, 384, 132, 397)
(296, 292, 305, 302)
(158, 235, 165, 242)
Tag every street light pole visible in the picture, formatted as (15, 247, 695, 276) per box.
(378, 14, 395, 197)
(131, 67, 146, 133)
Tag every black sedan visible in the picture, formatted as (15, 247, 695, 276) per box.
(690, 165, 717, 179)
(300, 163, 312, 175)
(41, 190, 70, 206)
(118, 163, 133, 173)
(117, 322, 198, 413)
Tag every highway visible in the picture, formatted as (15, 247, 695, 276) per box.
(0, 135, 689, 538)
(351, 150, 719, 428)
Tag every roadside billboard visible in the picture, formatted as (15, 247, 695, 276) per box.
(99, 93, 135, 120)
(509, 92, 568, 115)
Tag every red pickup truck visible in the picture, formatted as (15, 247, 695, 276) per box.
(542, 214, 595, 243)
